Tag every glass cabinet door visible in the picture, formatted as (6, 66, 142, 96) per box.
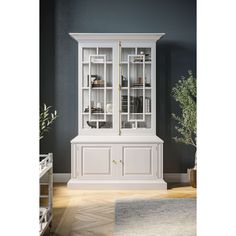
(120, 46, 152, 130)
(81, 46, 113, 130)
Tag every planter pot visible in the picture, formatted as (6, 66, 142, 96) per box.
(187, 168, 197, 188)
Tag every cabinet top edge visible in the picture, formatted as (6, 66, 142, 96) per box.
(71, 135, 164, 144)
(69, 33, 165, 41)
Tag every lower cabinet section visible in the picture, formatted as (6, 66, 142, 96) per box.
(68, 138, 167, 189)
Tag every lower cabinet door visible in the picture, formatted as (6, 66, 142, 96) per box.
(77, 144, 115, 179)
(118, 144, 157, 180)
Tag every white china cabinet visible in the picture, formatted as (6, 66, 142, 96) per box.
(68, 33, 167, 189)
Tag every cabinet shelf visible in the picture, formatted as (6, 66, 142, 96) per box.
(121, 112, 151, 115)
(82, 61, 113, 64)
(82, 112, 113, 115)
(121, 87, 151, 90)
(120, 61, 151, 64)
(82, 87, 113, 90)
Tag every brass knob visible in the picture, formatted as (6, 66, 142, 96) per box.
(112, 160, 117, 165)
(119, 160, 124, 164)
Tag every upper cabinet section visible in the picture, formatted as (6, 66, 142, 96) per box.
(70, 33, 165, 136)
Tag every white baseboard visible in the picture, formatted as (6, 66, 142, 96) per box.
(53, 173, 188, 183)
(164, 173, 188, 183)
(53, 173, 71, 183)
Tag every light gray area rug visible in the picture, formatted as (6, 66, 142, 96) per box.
(114, 198, 196, 236)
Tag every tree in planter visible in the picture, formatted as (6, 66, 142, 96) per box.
(40, 104, 58, 140)
(172, 71, 197, 169)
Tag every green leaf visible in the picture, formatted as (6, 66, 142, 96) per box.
(40, 103, 59, 140)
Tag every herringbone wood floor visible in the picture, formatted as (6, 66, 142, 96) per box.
(50, 183, 196, 236)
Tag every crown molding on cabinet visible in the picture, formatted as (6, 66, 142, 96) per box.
(69, 33, 165, 41)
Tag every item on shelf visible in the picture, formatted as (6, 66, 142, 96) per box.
(87, 75, 90, 87)
(92, 77, 104, 87)
(121, 96, 151, 113)
(97, 102, 101, 109)
(137, 96, 151, 113)
(140, 50, 151, 61)
(87, 121, 112, 129)
(121, 75, 128, 87)
(122, 95, 140, 113)
(138, 122, 147, 128)
(138, 77, 143, 84)
(84, 107, 104, 113)
(122, 121, 133, 128)
(131, 77, 151, 87)
(87, 74, 105, 88)
(87, 75, 99, 87)
(132, 81, 151, 87)
(132, 55, 143, 63)
(145, 97, 151, 113)
(132, 53, 151, 62)
(87, 121, 99, 128)
(91, 74, 98, 81)
(101, 121, 112, 128)
(106, 103, 112, 113)
(132, 83, 151, 87)
(131, 77, 144, 87)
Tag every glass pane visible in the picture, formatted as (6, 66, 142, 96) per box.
(137, 48, 151, 62)
(138, 115, 151, 129)
(128, 55, 145, 121)
(89, 55, 106, 121)
(121, 114, 135, 129)
(98, 48, 112, 61)
(106, 64, 113, 87)
(121, 48, 135, 61)
(82, 47, 113, 130)
(120, 47, 152, 130)
(82, 48, 96, 61)
(82, 64, 89, 87)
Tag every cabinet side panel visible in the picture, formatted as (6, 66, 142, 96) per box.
(71, 144, 77, 178)
(151, 42, 156, 133)
(156, 144, 163, 179)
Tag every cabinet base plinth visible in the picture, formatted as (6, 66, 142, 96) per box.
(67, 179, 167, 190)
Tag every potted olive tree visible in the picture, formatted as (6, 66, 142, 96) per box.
(172, 71, 196, 187)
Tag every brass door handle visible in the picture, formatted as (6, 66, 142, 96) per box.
(119, 160, 124, 164)
(112, 160, 117, 165)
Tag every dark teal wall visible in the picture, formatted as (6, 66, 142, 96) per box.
(40, 0, 196, 173)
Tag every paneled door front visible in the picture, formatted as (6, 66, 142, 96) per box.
(117, 144, 158, 180)
(76, 144, 117, 180)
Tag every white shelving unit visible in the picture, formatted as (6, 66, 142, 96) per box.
(39, 153, 53, 236)
(68, 33, 167, 189)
